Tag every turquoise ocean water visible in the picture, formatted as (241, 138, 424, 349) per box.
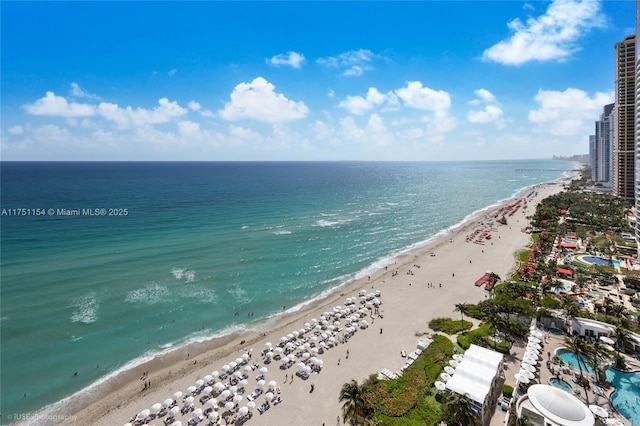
(0, 160, 573, 422)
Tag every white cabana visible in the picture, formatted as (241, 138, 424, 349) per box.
(445, 344, 503, 407)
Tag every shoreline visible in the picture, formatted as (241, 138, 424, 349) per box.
(25, 175, 574, 426)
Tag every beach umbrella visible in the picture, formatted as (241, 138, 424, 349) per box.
(173, 391, 183, 400)
(220, 390, 231, 400)
(233, 394, 243, 404)
(265, 342, 273, 349)
(444, 366, 455, 375)
(203, 374, 213, 383)
(207, 398, 218, 409)
(521, 363, 536, 373)
(448, 360, 459, 368)
(203, 386, 213, 395)
(259, 366, 268, 375)
(235, 357, 244, 365)
(518, 369, 535, 379)
(225, 401, 235, 411)
(600, 336, 615, 345)
(192, 408, 203, 419)
(150, 403, 162, 414)
(247, 401, 256, 410)
(238, 406, 249, 416)
(265, 392, 274, 402)
(195, 379, 205, 388)
(452, 354, 464, 362)
(222, 364, 230, 372)
(229, 361, 237, 370)
(211, 371, 219, 379)
(173, 422, 182, 426)
(605, 419, 625, 426)
(136, 409, 150, 420)
(229, 385, 238, 394)
(514, 373, 530, 384)
(244, 365, 252, 373)
(241, 353, 250, 362)
(208, 412, 219, 422)
(213, 382, 225, 392)
(169, 407, 180, 417)
(162, 398, 174, 408)
(440, 373, 451, 382)
(240, 379, 248, 387)
(257, 379, 266, 388)
(589, 405, 609, 418)
(434, 381, 446, 391)
(187, 385, 197, 394)
(123, 423, 133, 426)
(268, 380, 277, 389)
(184, 396, 194, 405)
(233, 370, 243, 379)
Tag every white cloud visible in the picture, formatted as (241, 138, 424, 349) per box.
(8, 125, 24, 135)
(97, 98, 187, 128)
(528, 87, 612, 135)
(188, 100, 216, 118)
(482, 0, 606, 65)
(469, 88, 496, 105)
(317, 49, 379, 77)
(168, 69, 177, 76)
(395, 81, 451, 111)
(219, 77, 309, 123)
(70, 82, 101, 100)
(24, 91, 96, 117)
(267, 51, 305, 69)
(339, 88, 388, 115)
(467, 89, 505, 128)
(468, 105, 505, 125)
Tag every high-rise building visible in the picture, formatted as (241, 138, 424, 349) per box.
(592, 103, 614, 184)
(613, 34, 636, 201)
(635, 1, 640, 249)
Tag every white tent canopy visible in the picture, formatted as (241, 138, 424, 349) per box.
(445, 344, 503, 405)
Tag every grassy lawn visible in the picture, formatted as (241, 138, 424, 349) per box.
(364, 334, 454, 425)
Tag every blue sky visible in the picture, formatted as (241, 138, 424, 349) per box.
(0, 1, 635, 161)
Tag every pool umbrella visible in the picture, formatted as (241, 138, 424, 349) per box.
(589, 405, 608, 418)
(514, 373, 530, 384)
(444, 366, 455, 375)
(599, 336, 615, 345)
(440, 373, 451, 382)
(518, 369, 534, 379)
(530, 330, 543, 338)
(434, 381, 446, 391)
(528, 336, 541, 344)
(521, 363, 536, 373)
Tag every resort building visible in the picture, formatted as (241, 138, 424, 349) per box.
(515, 384, 595, 426)
(571, 317, 640, 354)
(444, 344, 503, 425)
(635, 3, 640, 255)
(612, 34, 636, 202)
(591, 103, 614, 185)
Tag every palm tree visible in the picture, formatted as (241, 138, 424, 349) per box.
(440, 391, 479, 426)
(563, 336, 591, 404)
(611, 324, 631, 359)
(339, 379, 366, 425)
(454, 303, 466, 331)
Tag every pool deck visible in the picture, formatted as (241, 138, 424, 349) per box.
(488, 326, 637, 426)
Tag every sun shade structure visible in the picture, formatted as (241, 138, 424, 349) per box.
(445, 344, 503, 425)
(516, 384, 595, 426)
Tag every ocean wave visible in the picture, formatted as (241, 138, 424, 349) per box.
(171, 268, 195, 282)
(69, 293, 98, 324)
(241, 225, 249, 229)
(184, 286, 218, 303)
(125, 283, 169, 305)
(272, 230, 292, 235)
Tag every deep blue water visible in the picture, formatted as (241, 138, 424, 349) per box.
(0, 160, 573, 421)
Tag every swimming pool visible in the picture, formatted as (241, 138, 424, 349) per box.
(548, 327, 565, 336)
(578, 255, 612, 266)
(557, 349, 640, 425)
(549, 377, 572, 392)
(605, 368, 640, 426)
(555, 348, 594, 374)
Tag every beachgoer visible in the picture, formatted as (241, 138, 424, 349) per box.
(73, 371, 78, 377)
(338, 358, 341, 365)
(380, 328, 383, 334)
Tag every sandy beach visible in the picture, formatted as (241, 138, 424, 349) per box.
(57, 178, 572, 426)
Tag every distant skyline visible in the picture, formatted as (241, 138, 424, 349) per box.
(0, 1, 635, 161)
